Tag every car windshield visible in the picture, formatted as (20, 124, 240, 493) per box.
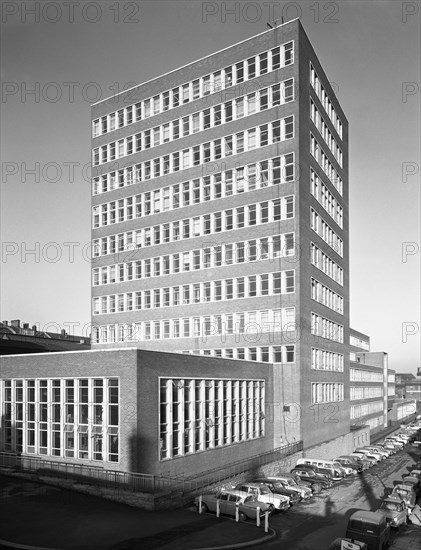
(259, 487, 270, 494)
(396, 488, 410, 496)
(244, 496, 254, 503)
(381, 502, 399, 511)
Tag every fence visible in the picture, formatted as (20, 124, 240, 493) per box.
(0, 440, 302, 496)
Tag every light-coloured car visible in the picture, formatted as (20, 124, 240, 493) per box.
(232, 482, 290, 512)
(363, 446, 390, 459)
(195, 489, 271, 521)
(392, 484, 416, 513)
(332, 457, 360, 474)
(377, 494, 408, 528)
(355, 448, 382, 462)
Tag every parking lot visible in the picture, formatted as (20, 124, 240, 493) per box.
(254, 433, 421, 549)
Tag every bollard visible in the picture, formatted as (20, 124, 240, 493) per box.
(198, 495, 202, 514)
(256, 506, 260, 527)
(264, 510, 269, 532)
(235, 502, 239, 522)
(216, 499, 220, 518)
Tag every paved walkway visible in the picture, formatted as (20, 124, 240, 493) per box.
(0, 474, 274, 550)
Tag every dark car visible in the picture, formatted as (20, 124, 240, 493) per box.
(401, 476, 421, 497)
(252, 478, 301, 504)
(290, 468, 333, 491)
(292, 463, 333, 481)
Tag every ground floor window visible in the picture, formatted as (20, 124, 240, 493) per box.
(0, 378, 119, 464)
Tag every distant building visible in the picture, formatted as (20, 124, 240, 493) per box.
(0, 320, 90, 355)
(395, 373, 416, 398)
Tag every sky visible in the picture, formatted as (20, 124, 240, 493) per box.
(0, 0, 420, 373)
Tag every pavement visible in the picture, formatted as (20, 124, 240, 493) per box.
(0, 473, 275, 550)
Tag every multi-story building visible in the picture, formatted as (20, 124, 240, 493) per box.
(90, 18, 350, 449)
(349, 328, 416, 434)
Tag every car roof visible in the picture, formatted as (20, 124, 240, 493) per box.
(383, 494, 404, 503)
(349, 510, 385, 523)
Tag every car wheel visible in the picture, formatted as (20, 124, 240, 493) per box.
(239, 512, 247, 522)
(312, 483, 322, 493)
(268, 504, 275, 513)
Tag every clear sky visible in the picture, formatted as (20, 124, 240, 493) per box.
(1, 0, 419, 373)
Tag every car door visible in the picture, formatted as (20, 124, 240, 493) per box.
(218, 492, 230, 515)
(225, 494, 240, 516)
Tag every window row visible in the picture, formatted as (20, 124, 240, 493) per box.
(93, 117, 294, 175)
(311, 348, 344, 372)
(311, 383, 344, 404)
(1, 378, 119, 462)
(311, 208, 343, 257)
(93, 153, 295, 226)
(311, 312, 344, 343)
(159, 377, 266, 460)
(350, 387, 383, 400)
(311, 243, 343, 286)
(93, 233, 295, 287)
(310, 63, 343, 139)
(350, 368, 383, 383)
(310, 99, 343, 167)
(186, 345, 295, 364)
(310, 169, 343, 228)
(311, 278, 344, 315)
(92, 41, 294, 137)
(350, 400, 383, 420)
(93, 270, 295, 315)
(93, 198, 295, 258)
(350, 335, 370, 351)
(92, 307, 296, 344)
(92, 82, 294, 165)
(310, 134, 343, 196)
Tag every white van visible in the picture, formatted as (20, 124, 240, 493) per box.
(296, 458, 345, 479)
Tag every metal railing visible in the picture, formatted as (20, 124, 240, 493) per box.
(0, 440, 303, 496)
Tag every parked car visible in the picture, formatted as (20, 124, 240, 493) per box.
(276, 472, 316, 496)
(349, 452, 377, 466)
(392, 484, 416, 513)
(252, 478, 301, 505)
(290, 468, 333, 490)
(328, 538, 368, 550)
(296, 458, 345, 479)
(333, 456, 362, 474)
(377, 494, 408, 528)
(292, 463, 334, 481)
(232, 482, 290, 512)
(341, 454, 371, 470)
(364, 446, 391, 459)
(355, 448, 382, 462)
(408, 468, 421, 479)
(381, 441, 398, 453)
(383, 439, 403, 450)
(194, 489, 271, 521)
(263, 475, 312, 500)
(346, 510, 390, 550)
(401, 476, 421, 497)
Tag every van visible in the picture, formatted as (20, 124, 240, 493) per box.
(346, 510, 390, 550)
(296, 458, 344, 480)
